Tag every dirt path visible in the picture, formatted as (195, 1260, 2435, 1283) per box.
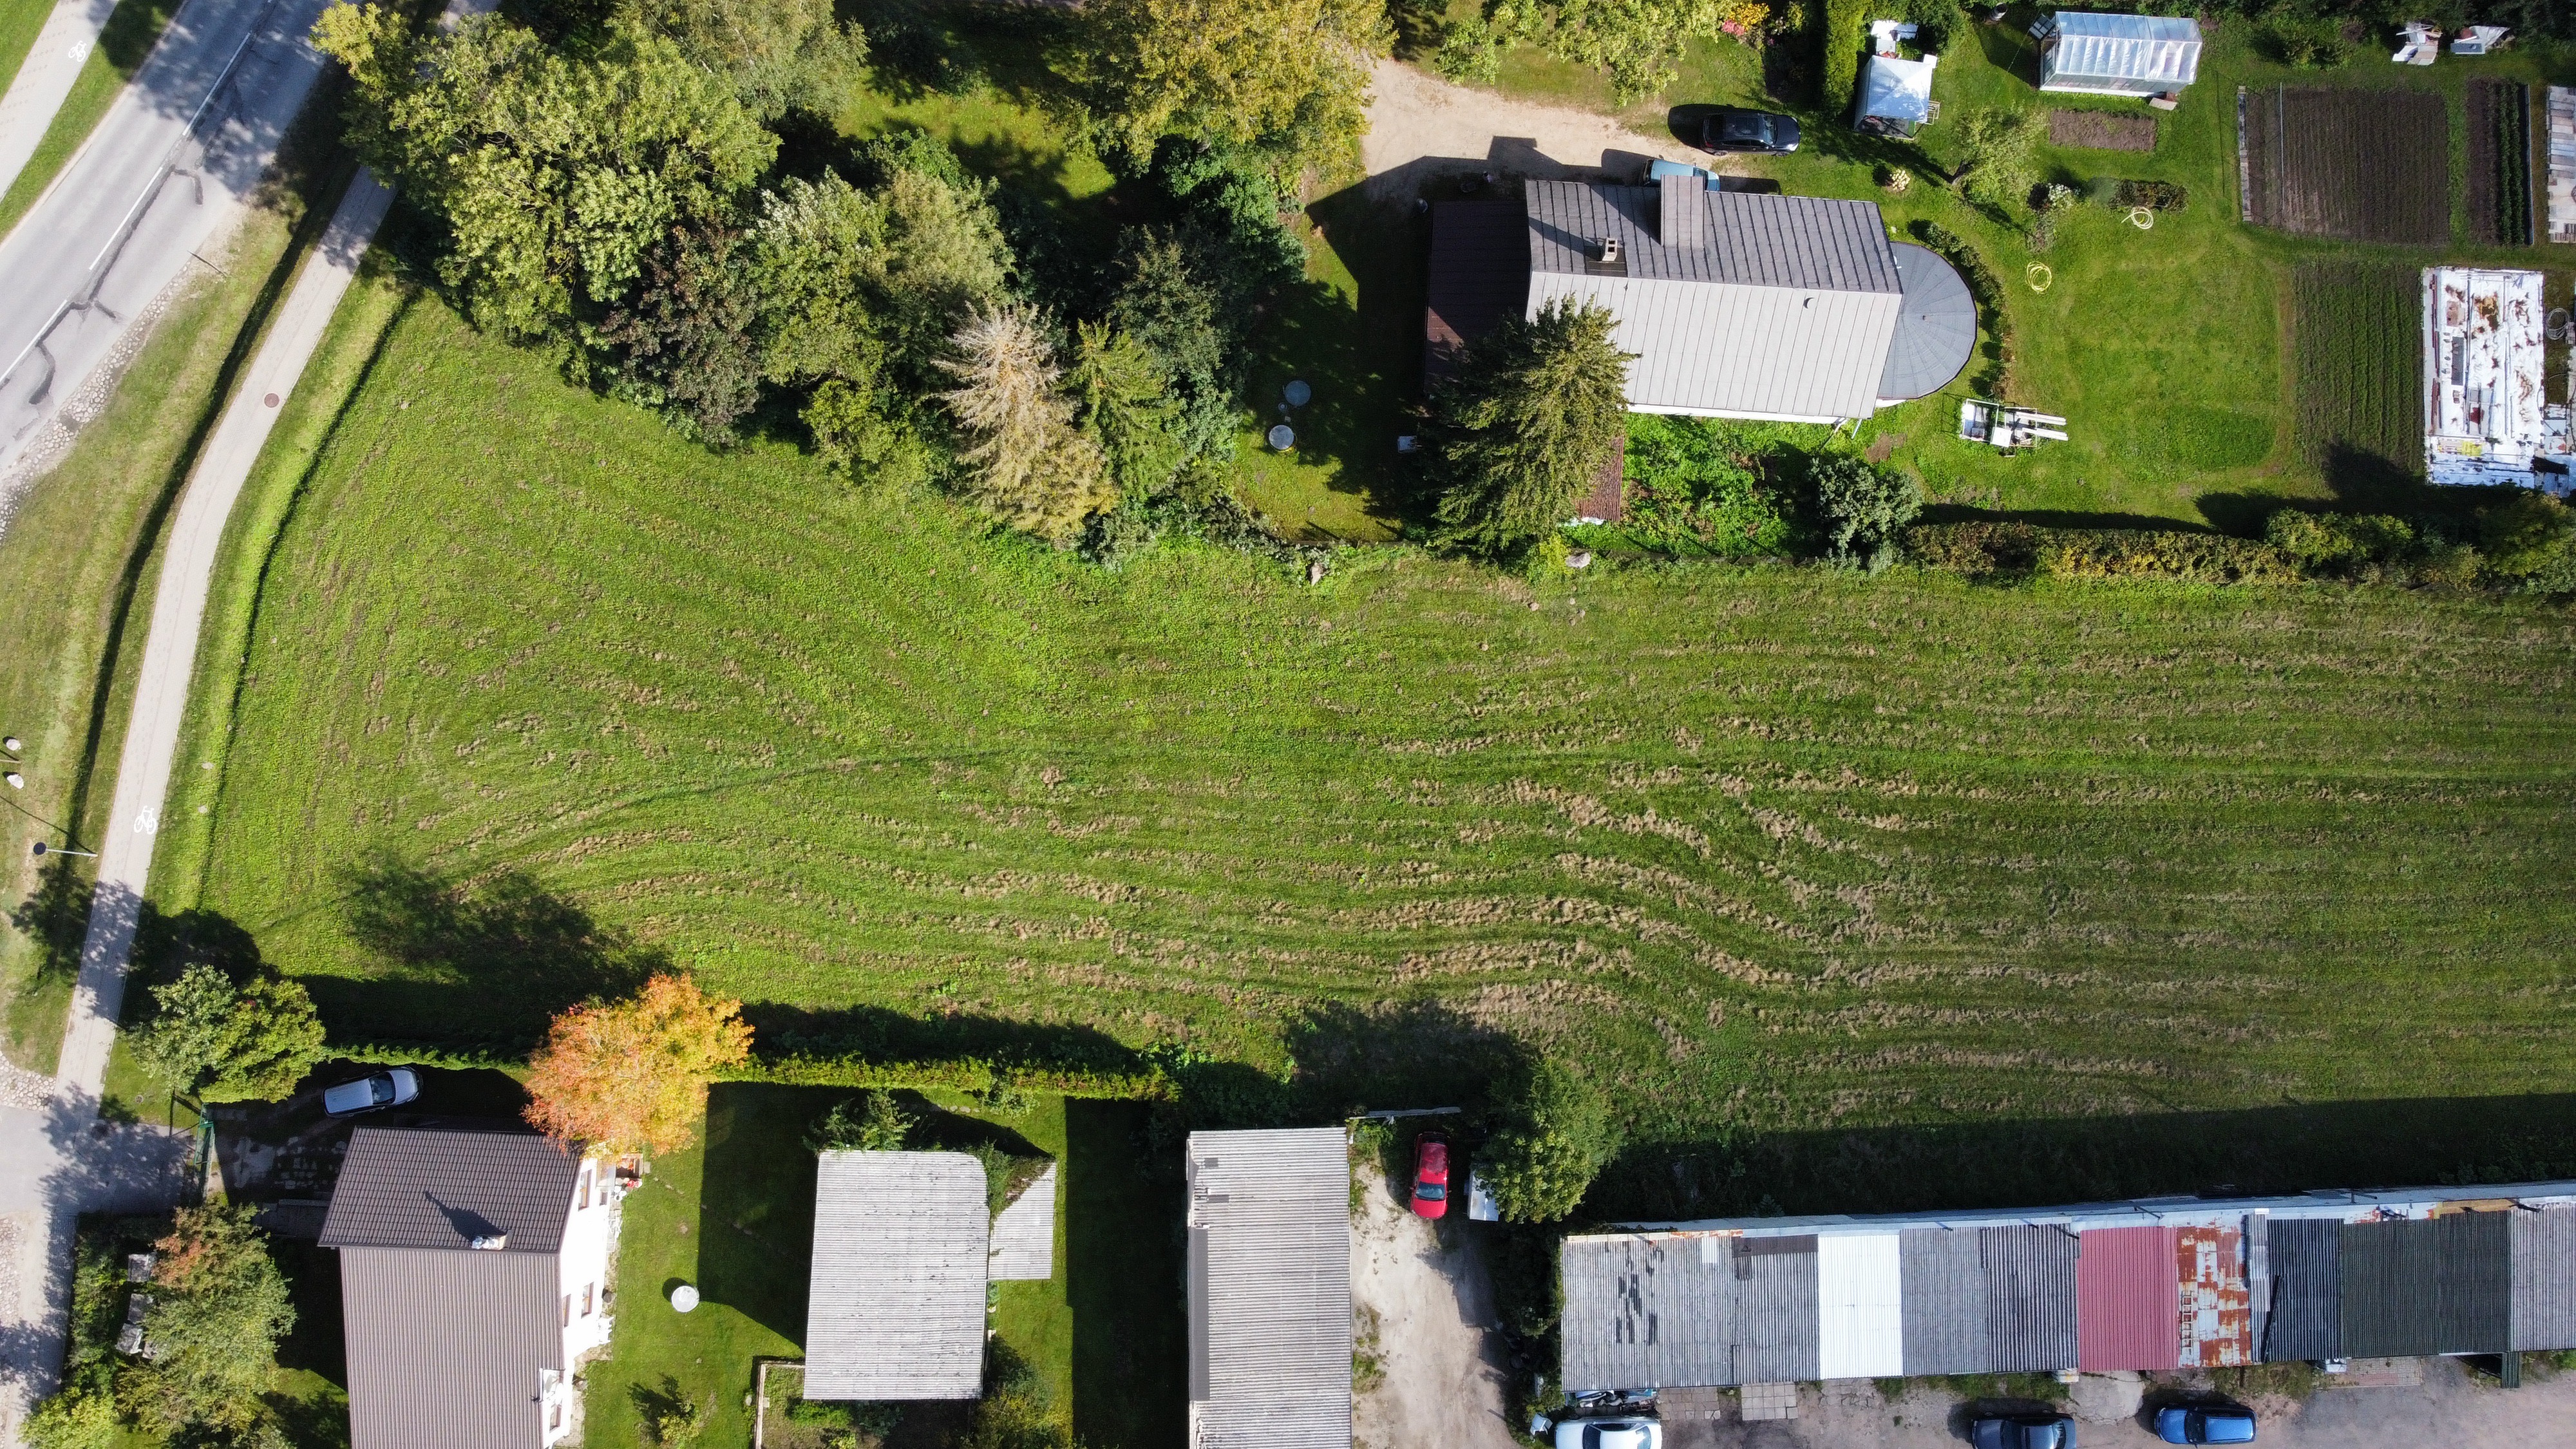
(1349, 1164, 1521, 1449)
(1361, 58, 1705, 200)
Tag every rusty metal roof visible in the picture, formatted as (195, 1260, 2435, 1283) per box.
(2177, 1224, 2251, 1367)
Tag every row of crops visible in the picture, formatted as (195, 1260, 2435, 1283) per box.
(2289, 261, 2422, 490)
(2242, 80, 2544, 249)
(2467, 78, 2535, 247)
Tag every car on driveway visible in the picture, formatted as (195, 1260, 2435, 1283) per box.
(1701, 107, 1801, 154)
(323, 1068, 420, 1117)
(1553, 1416, 1661, 1449)
(2155, 1406, 2256, 1445)
(1970, 1412, 2076, 1449)
(1410, 1136, 1450, 1218)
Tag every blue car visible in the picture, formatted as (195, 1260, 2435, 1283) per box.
(2155, 1406, 2256, 1444)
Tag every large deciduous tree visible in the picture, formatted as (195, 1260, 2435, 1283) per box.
(1473, 1059, 1621, 1223)
(1081, 0, 1389, 174)
(129, 963, 327, 1103)
(314, 6, 777, 343)
(938, 308, 1116, 543)
(524, 974, 753, 1155)
(132, 1207, 296, 1436)
(623, 0, 866, 120)
(1428, 298, 1632, 558)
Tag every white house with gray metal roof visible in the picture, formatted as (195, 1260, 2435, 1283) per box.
(1187, 1127, 1352, 1449)
(318, 1127, 623, 1449)
(1522, 178, 1973, 424)
(804, 1150, 992, 1400)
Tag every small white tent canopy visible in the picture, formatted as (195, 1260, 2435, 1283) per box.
(2038, 12, 2201, 96)
(1859, 53, 1937, 130)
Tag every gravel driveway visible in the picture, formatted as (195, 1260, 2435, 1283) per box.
(1349, 1164, 1521, 1449)
(1359, 59, 1707, 200)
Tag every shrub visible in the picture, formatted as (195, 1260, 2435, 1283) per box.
(2264, 509, 2416, 573)
(1810, 455, 1922, 559)
(2116, 178, 2188, 212)
(1953, 108, 2045, 214)
(1620, 415, 1793, 556)
(1822, 0, 1866, 112)
(809, 1090, 917, 1151)
(2478, 491, 2576, 578)
(130, 964, 327, 1103)
(1907, 522, 2297, 583)
(1474, 1060, 1620, 1223)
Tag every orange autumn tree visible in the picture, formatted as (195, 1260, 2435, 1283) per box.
(524, 974, 753, 1156)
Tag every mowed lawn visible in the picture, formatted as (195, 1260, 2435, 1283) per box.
(165, 297, 2576, 1176)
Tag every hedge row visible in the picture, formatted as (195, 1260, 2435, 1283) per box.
(1822, 0, 1866, 113)
(1904, 522, 2300, 583)
(335, 1039, 1176, 1101)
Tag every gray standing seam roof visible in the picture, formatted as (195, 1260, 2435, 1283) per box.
(1188, 1128, 1351, 1449)
(1527, 180, 1899, 292)
(804, 1151, 990, 1401)
(1899, 1229, 1989, 1375)
(1983, 1226, 2079, 1373)
(339, 1246, 560, 1449)
(319, 1128, 579, 1252)
(1524, 181, 1904, 423)
(2262, 1218, 2342, 1361)
(2342, 1213, 2511, 1356)
(1877, 243, 1977, 401)
(2511, 1209, 2576, 1350)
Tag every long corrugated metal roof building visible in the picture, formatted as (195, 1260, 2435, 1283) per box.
(1560, 1179, 2576, 1391)
(1188, 1128, 1352, 1449)
(804, 1150, 991, 1400)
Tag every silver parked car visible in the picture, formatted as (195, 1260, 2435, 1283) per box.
(1553, 1417, 1662, 1449)
(323, 1068, 420, 1117)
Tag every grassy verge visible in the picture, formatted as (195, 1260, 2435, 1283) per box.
(0, 0, 53, 113)
(0, 0, 183, 242)
(2287, 260, 2421, 497)
(186, 290, 2576, 1171)
(0, 201, 315, 1073)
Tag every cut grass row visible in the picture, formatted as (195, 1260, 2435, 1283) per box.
(2288, 259, 2421, 494)
(172, 294, 2576, 1220)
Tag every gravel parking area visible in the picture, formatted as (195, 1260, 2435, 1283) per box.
(1349, 1164, 1520, 1449)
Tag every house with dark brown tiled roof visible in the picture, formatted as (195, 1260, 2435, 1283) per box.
(319, 1127, 622, 1449)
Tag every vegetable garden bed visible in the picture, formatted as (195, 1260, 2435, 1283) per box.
(2242, 86, 2450, 245)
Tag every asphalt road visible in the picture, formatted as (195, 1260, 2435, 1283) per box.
(0, 0, 334, 494)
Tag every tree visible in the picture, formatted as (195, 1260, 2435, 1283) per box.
(625, 0, 866, 120)
(1429, 298, 1633, 558)
(126, 1207, 296, 1436)
(1107, 229, 1251, 462)
(1081, 0, 1389, 173)
(808, 1089, 917, 1151)
(752, 164, 1012, 390)
(2479, 490, 2576, 578)
(595, 225, 764, 439)
(1067, 321, 1184, 500)
(1810, 455, 1922, 558)
(1820, 0, 1866, 114)
(1473, 1060, 1620, 1223)
(524, 974, 753, 1155)
(1953, 107, 2045, 214)
(314, 8, 777, 343)
(1507, 0, 1735, 106)
(938, 307, 1116, 544)
(129, 963, 327, 1103)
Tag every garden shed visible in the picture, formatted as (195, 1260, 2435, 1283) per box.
(1187, 1128, 1352, 1449)
(2036, 12, 2201, 97)
(804, 1151, 991, 1401)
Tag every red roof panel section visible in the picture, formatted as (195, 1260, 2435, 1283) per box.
(2078, 1226, 2181, 1370)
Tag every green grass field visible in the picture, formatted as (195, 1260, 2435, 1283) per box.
(154, 295, 2576, 1217)
(2289, 260, 2421, 493)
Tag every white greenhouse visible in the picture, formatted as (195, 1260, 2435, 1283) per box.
(2036, 12, 2201, 97)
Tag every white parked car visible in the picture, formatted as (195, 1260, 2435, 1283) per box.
(323, 1068, 420, 1117)
(1554, 1417, 1661, 1449)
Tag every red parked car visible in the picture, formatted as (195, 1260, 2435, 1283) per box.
(1410, 1137, 1450, 1218)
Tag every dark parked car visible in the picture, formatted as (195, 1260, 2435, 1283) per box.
(1701, 107, 1801, 154)
(1410, 1136, 1450, 1218)
(2155, 1406, 2257, 1445)
(1969, 1412, 2076, 1449)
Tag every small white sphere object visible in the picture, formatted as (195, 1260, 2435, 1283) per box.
(1267, 424, 1295, 451)
(671, 1284, 700, 1313)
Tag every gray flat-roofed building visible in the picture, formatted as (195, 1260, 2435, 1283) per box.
(1898, 1229, 1988, 1374)
(2511, 1209, 2576, 1349)
(1558, 1233, 1820, 1390)
(804, 1151, 990, 1401)
(1187, 1128, 1350, 1449)
(1524, 180, 1904, 423)
(2341, 1213, 2511, 1357)
(2262, 1218, 2342, 1361)
(1982, 1226, 2079, 1372)
(1877, 242, 1978, 402)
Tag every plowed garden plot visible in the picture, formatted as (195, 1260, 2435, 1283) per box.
(2467, 79, 2534, 246)
(2291, 260, 2422, 486)
(2242, 86, 2450, 245)
(2049, 110, 2155, 152)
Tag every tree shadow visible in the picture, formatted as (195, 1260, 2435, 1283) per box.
(1974, 8, 2044, 89)
(692, 1083, 842, 1345)
(746, 1001, 1155, 1075)
(329, 855, 663, 1050)
(1916, 503, 2227, 533)
(1282, 998, 1533, 1127)
(1586, 1092, 2576, 1225)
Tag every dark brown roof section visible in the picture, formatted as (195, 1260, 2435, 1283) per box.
(1424, 200, 1528, 386)
(340, 1247, 560, 1449)
(319, 1127, 580, 1253)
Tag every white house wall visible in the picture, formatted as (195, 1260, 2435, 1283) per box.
(549, 1157, 621, 1444)
(1816, 1232, 1906, 1379)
